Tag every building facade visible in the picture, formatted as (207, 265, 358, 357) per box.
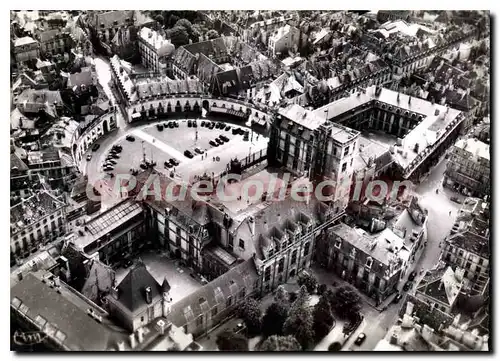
(444, 138, 490, 197)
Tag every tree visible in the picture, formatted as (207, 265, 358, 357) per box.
(317, 284, 327, 296)
(259, 335, 301, 351)
(328, 342, 342, 351)
(154, 14, 164, 25)
(237, 298, 262, 336)
(331, 285, 362, 320)
(283, 306, 314, 350)
(262, 302, 289, 337)
(297, 272, 318, 294)
(313, 295, 335, 341)
(166, 26, 189, 47)
(274, 285, 289, 304)
(216, 331, 249, 351)
(206, 29, 219, 40)
(175, 18, 193, 35)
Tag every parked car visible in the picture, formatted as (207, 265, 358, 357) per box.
(92, 143, 100, 151)
(201, 121, 206, 127)
(209, 122, 215, 129)
(126, 135, 135, 142)
(225, 125, 231, 131)
(215, 138, 224, 145)
(354, 333, 366, 346)
(209, 140, 218, 147)
(170, 158, 180, 166)
(103, 166, 114, 172)
(184, 150, 194, 158)
(194, 147, 204, 154)
(193, 120, 197, 128)
(403, 281, 413, 292)
(108, 159, 117, 165)
(168, 122, 175, 129)
(164, 161, 172, 168)
(220, 135, 229, 142)
(188, 120, 192, 127)
(86, 154, 92, 161)
(157, 124, 164, 131)
(408, 271, 417, 281)
(393, 294, 403, 303)
(111, 153, 120, 159)
(174, 121, 179, 128)
(123, 259, 133, 268)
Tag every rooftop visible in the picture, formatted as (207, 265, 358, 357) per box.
(14, 36, 38, 47)
(10, 190, 65, 234)
(416, 265, 463, 306)
(454, 138, 490, 161)
(139, 27, 175, 56)
(11, 271, 120, 351)
(279, 103, 326, 130)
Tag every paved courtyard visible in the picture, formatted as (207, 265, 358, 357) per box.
(115, 249, 203, 303)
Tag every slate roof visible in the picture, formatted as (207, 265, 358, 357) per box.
(416, 266, 463, 306)
(95, 10, 134, 29)
(11, 272, 119, 351)
(114, 262, 164, 314)
(167, 258, 258, 328)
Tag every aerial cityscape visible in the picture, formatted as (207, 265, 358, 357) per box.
(10, 10, 490, 352)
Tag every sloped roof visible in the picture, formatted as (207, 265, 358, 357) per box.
(416, 266, 462, 306)
(114, 262, 163, 314)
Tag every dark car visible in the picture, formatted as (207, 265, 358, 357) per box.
(111, 153, 120, 159)
(108, 159, 117, 165)
(408, 271, 417, 281)
(112, 145, 122, 152)
(188, 120, 192, 127)
(194, 147, 204, 154)
(201, 121, 206, 127)
(403, 281, 413, 292)
(193, 120, 197, 128)
(170, 158, 180, 166)
(393, 294, 403, 303)
(215, 138, 224, 145)
(209, 122, 215, 129)
(168, 122, 175, 129)
(164, 161, 172, 168)
(225, 126, 231, 131)
(209, 140, 218, 147)
(156, 124, 164, 131)
(220, 135, 229, 142)
(354, 333, 366, 346)
(174, 121, 179, 128)
(123, 259, 133, 268)
(126, 135, 135, 142)
(184, 150, 194, 159)
(92, 143, 100, 151)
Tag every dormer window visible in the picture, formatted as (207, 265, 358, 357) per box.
(335, 239, 341, 249)
(366, 257, 373, 269)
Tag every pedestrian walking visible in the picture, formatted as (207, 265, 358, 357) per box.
(213, 157, 215, 162)
(449, 211, 452, 216)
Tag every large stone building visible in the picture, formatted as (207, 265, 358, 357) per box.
(443, 138, 490, 197)
(441, 197, 490, 295)
(12, 36, 40, 69)
(138, 27, 175, 74)
(10, 190, 66, 263)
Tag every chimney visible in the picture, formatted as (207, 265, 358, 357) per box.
(129, 334, 136, 349)
(53, 276, 60, 287)
(249, 216, 255, 235)
(421, 324, 434, 341)
(111, 286, 119, 299)
(137, 328, 144, 343)
(17, 272, 23, 281)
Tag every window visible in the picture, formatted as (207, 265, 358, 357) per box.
(11, 297, 21, 309)
(239, 288, 246, 298)
(226, 296, 233, 308)
(211, 306, 218, 318)
(239, 239, 245, 250)
(291, 250, 297, 265)
(55, 330, 67, 343)
(35, 315, 47, 328)
(141, 316, 144, 322)
(342, 163, 347, 172)
(366, 257, 373, 268)
(264, 267, 272, 282)
(303, 242, 310, 256)
(465, 262, 471, 269)
(278, 258, 285, 273)
(344, 147, 349, 157)
(196, 315, 204, 326)
(335, 239, 342, 249)
(478, 258, 484, 265)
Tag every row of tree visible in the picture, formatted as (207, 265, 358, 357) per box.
(216, 272, 362, 351)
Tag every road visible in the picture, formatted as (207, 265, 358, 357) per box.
(343, 156, 464, 351)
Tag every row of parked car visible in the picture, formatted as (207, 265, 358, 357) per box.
(102, 145, 122, 172)
(156, 121, 180, 131)
(164, 157, 180, 168)
(209, 134, 230, 148)
(184, 147, 205, 159)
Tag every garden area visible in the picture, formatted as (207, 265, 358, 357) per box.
(213, 271, 364, 351)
